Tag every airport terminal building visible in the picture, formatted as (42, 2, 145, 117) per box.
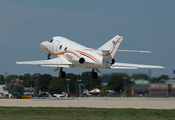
(131, 79, 175, 96)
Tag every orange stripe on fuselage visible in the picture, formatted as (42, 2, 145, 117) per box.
(41, 44, 64, 56)
(41, 44, 101, 64)
(65, 50, 81, 58)
(98, 37, 122, 56)
(76, 50, 102, 64)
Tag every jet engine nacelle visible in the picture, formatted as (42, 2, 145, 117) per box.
(79, 57, 85, 64)
(64, 49, 85, 64)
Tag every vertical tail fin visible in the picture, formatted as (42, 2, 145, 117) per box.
(98, 35, 123, 58)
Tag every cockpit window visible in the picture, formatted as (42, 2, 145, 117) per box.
(48, 39, 53, 43)
(64, 47, 67, 51)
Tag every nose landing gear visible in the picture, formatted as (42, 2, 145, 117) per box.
(47, 54, 51, 60)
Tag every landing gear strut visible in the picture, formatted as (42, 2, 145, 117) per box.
(91, 69, 98, 79)
(47, 53, 51, 60)
(59, 68, 66, 78)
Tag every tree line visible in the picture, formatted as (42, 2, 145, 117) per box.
(0, 72, 170, 95)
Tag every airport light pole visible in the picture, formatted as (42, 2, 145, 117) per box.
(4, 71, 7, 87)
(78, 79, 82, 97)
(14, 74, 15, 81)
(123, 77, 127, 97)
(66, 79, 70, 94)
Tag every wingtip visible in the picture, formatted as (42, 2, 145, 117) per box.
(157, 66, 165, 69)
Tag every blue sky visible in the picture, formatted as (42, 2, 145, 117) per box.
(0, 1, 174, 78)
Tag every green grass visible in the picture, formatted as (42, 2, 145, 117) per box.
(0, 107, 175, 120)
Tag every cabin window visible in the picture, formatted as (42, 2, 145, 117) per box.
(60, 45, 62, 49)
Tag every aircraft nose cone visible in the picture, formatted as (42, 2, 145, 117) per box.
(40, 41, 48, 52)
(40, 41, 47, 48)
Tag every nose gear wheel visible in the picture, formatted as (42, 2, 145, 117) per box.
(47, 54, 51, 60)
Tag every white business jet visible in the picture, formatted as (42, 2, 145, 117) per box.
(16, 35, 164, 79)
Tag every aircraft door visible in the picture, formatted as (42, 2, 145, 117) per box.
(52, 40, 60, 54)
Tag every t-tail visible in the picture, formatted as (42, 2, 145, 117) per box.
(97, 35, 123, 65)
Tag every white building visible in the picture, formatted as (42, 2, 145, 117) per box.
(0, 85, 8, 94)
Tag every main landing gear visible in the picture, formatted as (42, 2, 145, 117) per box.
(91, 69, 98, 79)
(58, 68, 99, 79)
(59, 68, 66, 78)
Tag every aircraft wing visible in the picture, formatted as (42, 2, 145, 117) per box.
(16, 56, 72, 68)
(111, 62, 165, 69)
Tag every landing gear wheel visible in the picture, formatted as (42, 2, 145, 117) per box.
(111, 58, 115, 64)
(59, 71, 66, 78)
(91, 71, 98, 79)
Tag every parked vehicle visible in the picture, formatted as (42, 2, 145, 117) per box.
(81, 93, 89, 97)
(37, 93, 52, 98)
(3, 93, 13, 98)
(53, 94, 67, 98)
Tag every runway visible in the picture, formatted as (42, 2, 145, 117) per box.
(0, 97, 175, 109)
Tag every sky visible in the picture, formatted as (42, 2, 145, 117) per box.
(0, 0, 175, 78)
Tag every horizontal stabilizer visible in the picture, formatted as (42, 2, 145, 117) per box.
(116, 50, 151, 53)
